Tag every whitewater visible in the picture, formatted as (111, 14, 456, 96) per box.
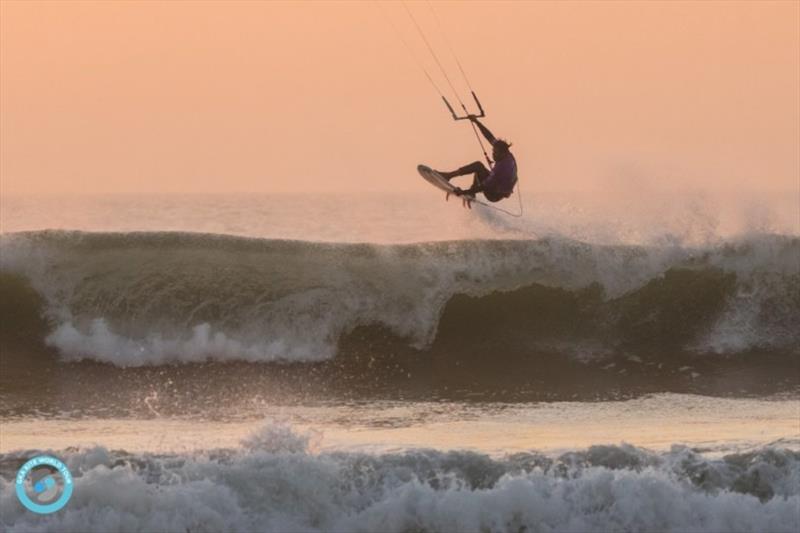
(1, 191, 798, 532)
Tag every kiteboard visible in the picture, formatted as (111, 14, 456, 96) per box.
(417, 164, 476, 208)
(417, 165, 456, 193)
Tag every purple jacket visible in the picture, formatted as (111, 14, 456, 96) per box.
(483, 154, 517, 197)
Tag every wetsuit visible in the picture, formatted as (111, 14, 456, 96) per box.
(454, 155, 517, 202)
(447, 120, 517, 202)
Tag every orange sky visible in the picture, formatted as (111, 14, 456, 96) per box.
(1, 0, 798, 194)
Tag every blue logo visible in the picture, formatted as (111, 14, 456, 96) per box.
(15, 456, 73, 514)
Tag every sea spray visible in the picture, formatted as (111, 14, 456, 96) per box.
(1, 421, 798, 533)
(1, 231, 797, 366)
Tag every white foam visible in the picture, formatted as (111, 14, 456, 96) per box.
(45, 319, 335, 366)
(2, 231, 798, 365)
(2, 422, 798, 533)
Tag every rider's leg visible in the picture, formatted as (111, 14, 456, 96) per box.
(438, 161, 488, 181)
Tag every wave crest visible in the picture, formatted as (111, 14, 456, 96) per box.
(1, 231, 798, 367)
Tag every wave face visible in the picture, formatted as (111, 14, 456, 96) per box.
(1, 231, 798, 368)
(1, 423, 798, 533)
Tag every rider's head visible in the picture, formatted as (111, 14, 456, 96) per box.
(492, 139, 512, 160)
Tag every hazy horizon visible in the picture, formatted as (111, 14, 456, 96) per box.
(2, 0, 798, 195)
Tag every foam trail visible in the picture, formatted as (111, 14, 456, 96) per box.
(1, 422, 798, 533)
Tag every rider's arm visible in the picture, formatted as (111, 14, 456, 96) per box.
(471, 117, 497, 145)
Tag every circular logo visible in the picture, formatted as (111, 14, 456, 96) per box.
(15, 456, 73, 514)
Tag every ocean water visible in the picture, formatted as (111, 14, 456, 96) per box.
(1, 191, 798, 532)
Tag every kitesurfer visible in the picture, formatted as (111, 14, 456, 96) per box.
(436, 116, 517, 202)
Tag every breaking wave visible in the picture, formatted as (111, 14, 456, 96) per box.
(1, 230, 797, 368)
(1, 422, 798, 532)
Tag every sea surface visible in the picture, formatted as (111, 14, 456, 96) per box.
(1, 191, 798, 532)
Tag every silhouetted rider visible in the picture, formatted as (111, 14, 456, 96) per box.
(437, 116, 517, 203)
